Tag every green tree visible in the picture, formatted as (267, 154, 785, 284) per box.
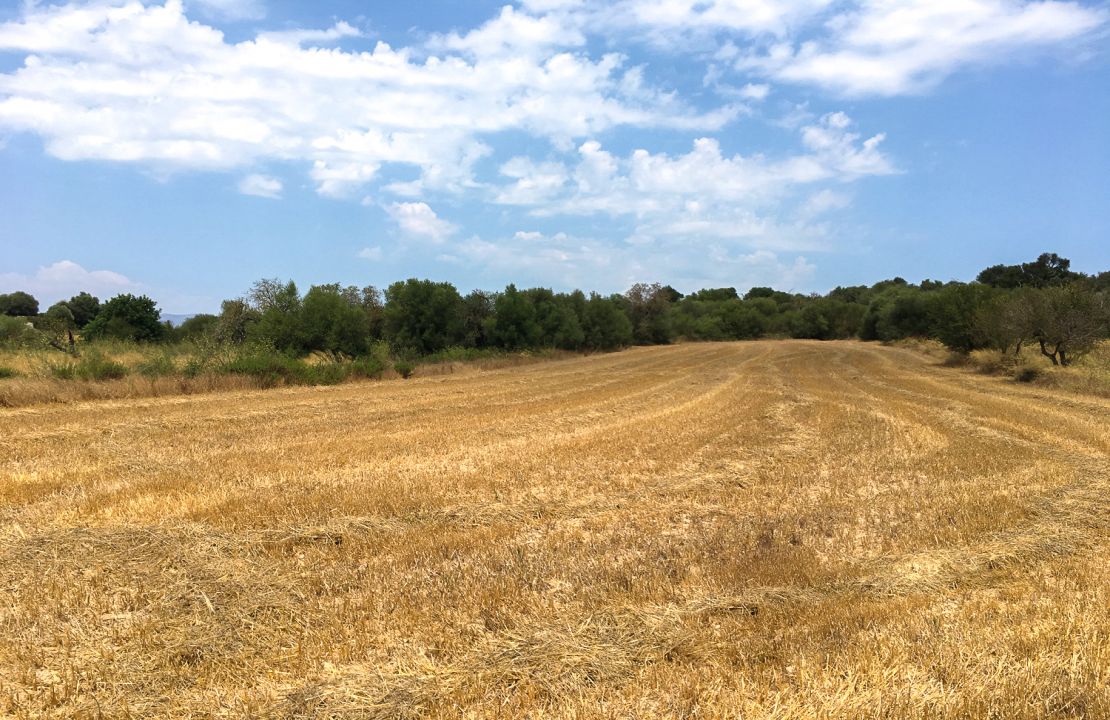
(624, 282, 676, 345)
(492, 284, 541, 350)
(860, 288, 932, 341)
(83, 294, 165, 342)
(928, 283, 998, 353)
(1025, 284, 1108, 366)
(42, 302, 77, 353)
(581, 293, 633, 350)
(977, 253, 1079, 289)
(525, 289, 585, 349)
(383, 279, 467, 355)
(0, 291, 39, 317)
(248, 281, 303, 352)
(300, 284, 371, 356)
(720, 300, 766, 339)
(65, 292, 101, 328)
(689, 287, 739, 302)
(462, 290, 495, 348)
(174, 314, 219, 342)
(215, 299, 259, 344)
(976, 264, 1026, 289)
(789, 302, 831, 340)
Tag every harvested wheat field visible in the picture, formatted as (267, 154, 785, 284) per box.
(1, 340, 1108, 718)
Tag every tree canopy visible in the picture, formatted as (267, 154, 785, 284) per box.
(13, 251, 1104, 365)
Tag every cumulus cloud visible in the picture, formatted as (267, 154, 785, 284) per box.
(237, 173, 282, 198)
(490, 112, 892, 251)
(440, 229, 817, 294)
(0, 260, 138, 305)
(386, 202, 457, 242)
(428, 5, 585, 57)
(734, 0, 1108, 95)
(495, 157, 569, 205)
(0, 0, 731, 197)
(357, 246, 383, 261)
(544, 0, 1105, 96)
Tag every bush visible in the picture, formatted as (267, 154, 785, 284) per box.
(1015, 366, 1041, 383)
(220, 351, 357, 387)
(349, 355, 386, 379)
(394, 360, 414, 379)
(306, 362, 347, 386)
(0, 366, 17, 379)
(50, 362, 76, 380)
(220, 352, 310, 387)
(0, 316, 44, 348)
(52, 353, 129, 381)
(183, 356, 209, 378)
(137, 354, 177, 379)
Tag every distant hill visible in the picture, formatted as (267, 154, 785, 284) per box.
(161, 313, 197, 327)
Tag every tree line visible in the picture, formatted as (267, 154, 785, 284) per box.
(2, 252, 1108, 366)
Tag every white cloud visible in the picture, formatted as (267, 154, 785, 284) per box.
(428, 5, 585, 57)
(540, 0, 1104, 96)
(738, 82, 769, 100)
(357, 246, 383, 261)
(386, 202, 457, 242)
(495, 157, 569, 204)
(0, 260, 138, 305)
(237, 173, 282, 198)
(800, 188, 851, 218)
(440, 229, 818, 294)
(0, 1, 731, 197)
(490, 112, 891, 251)
(738, 0, 1108, 96)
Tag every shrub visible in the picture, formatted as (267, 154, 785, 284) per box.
(1015, 367, 1041, 383)
(0, 366, 17, 379)
(52, 353, 128, 381)
(137, 354, 178, 379)
(349, 355, 386, 379)
(394, 360, 414, 379)
(50, 362, 76, 380)
(76, 354, 129, 381)
(220, 352, 310, 387)
(183, 356, 209, 378)
(220, 351, 356, 387)
(0, 316, 44, 348)
(306, 362, 348, 386)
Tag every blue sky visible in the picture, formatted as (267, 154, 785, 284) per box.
(1, 0, 1108, 313)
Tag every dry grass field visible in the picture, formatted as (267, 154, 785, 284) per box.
(1, 340, 1108, 718)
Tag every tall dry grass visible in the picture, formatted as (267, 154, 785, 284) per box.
(0, 341, 1107, 718)
(0, 342, 567, 408)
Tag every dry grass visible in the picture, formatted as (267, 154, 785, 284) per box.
(889, 338, 1110, 398)
(0, 344, 567, 409)
(1, 340, 1108, 718)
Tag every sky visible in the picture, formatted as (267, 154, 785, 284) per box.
(0, 0, 1108, 313)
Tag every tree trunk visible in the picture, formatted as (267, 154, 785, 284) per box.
(1059, 345, 1069, 367)
(1038, 339, 1059, 366)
